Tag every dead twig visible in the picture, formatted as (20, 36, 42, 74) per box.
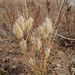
(54, 33, 75, 41)
(25, 0, 28, 19)
(51, 0, 66, 44)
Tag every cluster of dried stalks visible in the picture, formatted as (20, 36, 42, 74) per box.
(13, 15, 52, 74)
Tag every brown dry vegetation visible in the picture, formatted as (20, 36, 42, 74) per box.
(0, 0, 75, 75)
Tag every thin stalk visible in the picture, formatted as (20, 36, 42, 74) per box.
(52, 0, 65, 44)
(25, 0, 28, 19)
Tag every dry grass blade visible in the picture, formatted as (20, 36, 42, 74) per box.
(54, 33, 75, 41)
(52, 0, 66, 44)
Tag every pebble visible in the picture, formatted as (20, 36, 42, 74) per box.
(20, 51, 24, 55)
(71, 67, 75, 72)
(4, 57, 11, 63)
(13, 50, 18, 54)
(21, 69, 27, 73)
(4, 65, 9, 71)
(1, 30, 7, 37)
(67, 64, 70, 67)
(18, 60, 22, 64)
(12, 57, 17, 61)
(12, 65, 16, 69)
(56, 64, 61, 67)
(0, 48, 3, 52)
(8, 50, 13, 53)
(3, 30, 7, 35)
(55, 71, 59, 74)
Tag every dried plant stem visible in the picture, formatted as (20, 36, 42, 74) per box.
(65, 4, 69, 39)
(41, 39, 47, 75)
(30, 44, 34, 57)
(52, 0, 65, 44)
(51, 10, 66, 43)
(54, 33, 75, 41)
(56, 0, 60, 11)
(26, 32, 29, 41)
(22, 7, 25, 19)
(24, 50, 30, 74)
(43, 39, 47, 75)
(25, 0, 28, 19)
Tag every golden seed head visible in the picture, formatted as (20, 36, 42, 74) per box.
(20, 39, 27, 50)
(28, 58, 35, 66)
(26, 17, 33, 32)
(16, 15, 25, 31)
(30, 36, 36, 44)
(43, 17, 52, 38)
(36, 38, 42, 50)
(13, 23, 23, 39)
(37, 25, 43, 35)
(46, 48, 50, 59)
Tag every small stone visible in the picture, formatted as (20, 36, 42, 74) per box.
(14, 50, 18, 54)
(12, 57, 17, 61)
(67, 64, 70, 67)
(20, 51, 24, 55)
(8, 50, 13, 53)
(12, 65, 16, 69)
(1, 30, 7, 37)
(0, 48, 2, 52)
(18, 60, 22, 64)
(3, 31, 7, 35)
(4, 57, 10, 63)
(4, 65, 9, 71)
(21, 69, 27, 73)
(56, 64, 61, 67)
(55, 71, 59, 74)
(71, 67, 75, 73)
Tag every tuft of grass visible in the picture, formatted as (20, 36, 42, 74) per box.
(13, 15, 52, 74)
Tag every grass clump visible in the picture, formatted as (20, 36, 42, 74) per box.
(13, 15, 52, 75)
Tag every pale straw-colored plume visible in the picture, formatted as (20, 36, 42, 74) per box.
(28, 58, 35, 66)
(16, 15, 25, 31)
(20, 39, 27, 50)
(46, 48, 50, 59)
(26, 17, 33, 32)
(13, 23, 23, 39)
(43, 17, 52, 38)
(37, 25, 43, 35)
(30, 36, 36, 45)
(36, 38, 42, 50)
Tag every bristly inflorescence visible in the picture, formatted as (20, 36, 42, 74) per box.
(13, 22, 23, 39)
(43, 17, 52, 38)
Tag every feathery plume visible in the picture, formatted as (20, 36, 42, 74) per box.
(37, 25, 43, 35)
(13, 23, 23, 39)
(36, 38, 42, 50)
(43, 17, 52, 38)
(16, 15, 25, 31)
(46, 48, 50, 59)
(20, 39, 27, 50)
(26, 17, 33, 32)
(30, 36, 36, 45)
